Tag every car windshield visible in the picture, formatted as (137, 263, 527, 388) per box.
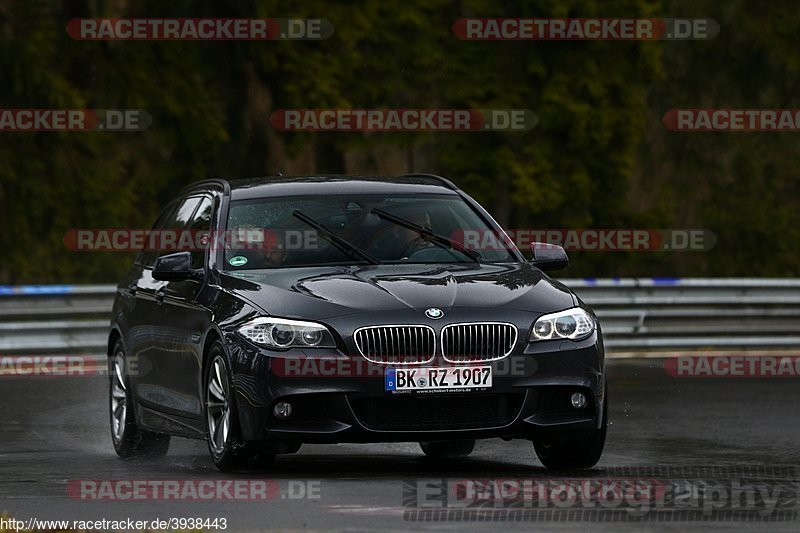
(223, 193, 517, 269)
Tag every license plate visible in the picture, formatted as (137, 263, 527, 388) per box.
(385, 366, 492, 392)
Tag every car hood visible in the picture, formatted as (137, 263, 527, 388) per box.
(219, 263, 575, 320)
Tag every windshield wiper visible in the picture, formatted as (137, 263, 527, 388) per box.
(292, 210, 381, 265)
(370, 208, 481, 263)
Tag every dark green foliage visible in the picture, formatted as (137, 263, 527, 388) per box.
(0, 0, 794, 282)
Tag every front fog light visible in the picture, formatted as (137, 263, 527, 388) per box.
(273, 401, 293, 420)
(570, 392, 587, 410)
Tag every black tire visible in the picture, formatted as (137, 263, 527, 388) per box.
(420, 439, 476, 458)
(204, 341, 274, 472)
(109, 340, 170, 459)
(533, 386, 608, 470)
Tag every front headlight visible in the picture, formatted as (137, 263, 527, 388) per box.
(238, 317, 336, 349)
(529, 307, 595, 341)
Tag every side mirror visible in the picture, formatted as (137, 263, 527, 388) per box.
(530, 242, 569, 271)
(153, 251, 202, 281)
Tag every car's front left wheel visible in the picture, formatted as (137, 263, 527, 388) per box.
(109, 340, 170, 458)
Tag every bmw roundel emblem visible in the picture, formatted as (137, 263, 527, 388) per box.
(425, 307, 444, 319)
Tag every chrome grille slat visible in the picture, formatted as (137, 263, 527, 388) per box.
(354, 325, 436, 365)
(441, 322, 517, 363)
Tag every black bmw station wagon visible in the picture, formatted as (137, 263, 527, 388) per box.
(109, 174, 607, 471)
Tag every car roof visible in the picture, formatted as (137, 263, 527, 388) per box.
(223, 175, 460, 201)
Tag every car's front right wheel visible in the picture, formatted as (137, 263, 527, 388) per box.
(204, 342, 274, 471)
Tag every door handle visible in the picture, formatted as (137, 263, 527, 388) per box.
(155, 289, 165, 304)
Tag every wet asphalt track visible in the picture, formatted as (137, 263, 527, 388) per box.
(1, 358, 799, 532)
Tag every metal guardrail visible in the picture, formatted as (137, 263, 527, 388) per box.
(566, 278, 800, 351)
(1, 279, 799, 356)
(0, 285, 115, 354)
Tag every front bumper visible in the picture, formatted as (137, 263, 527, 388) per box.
(226, 329, 606, 444)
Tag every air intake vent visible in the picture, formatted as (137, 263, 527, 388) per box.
(441, 322, 517, 362)
(354, 325, 436, 364)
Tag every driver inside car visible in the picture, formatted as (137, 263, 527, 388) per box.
(366, 208, 435, 261)
(227, 225, 287, 268)
(396, 210, 435, 259)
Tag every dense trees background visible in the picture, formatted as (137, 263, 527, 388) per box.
(0, 0, 797, 283)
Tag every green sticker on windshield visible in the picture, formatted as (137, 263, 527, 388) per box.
(228, 256, 248, 267)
